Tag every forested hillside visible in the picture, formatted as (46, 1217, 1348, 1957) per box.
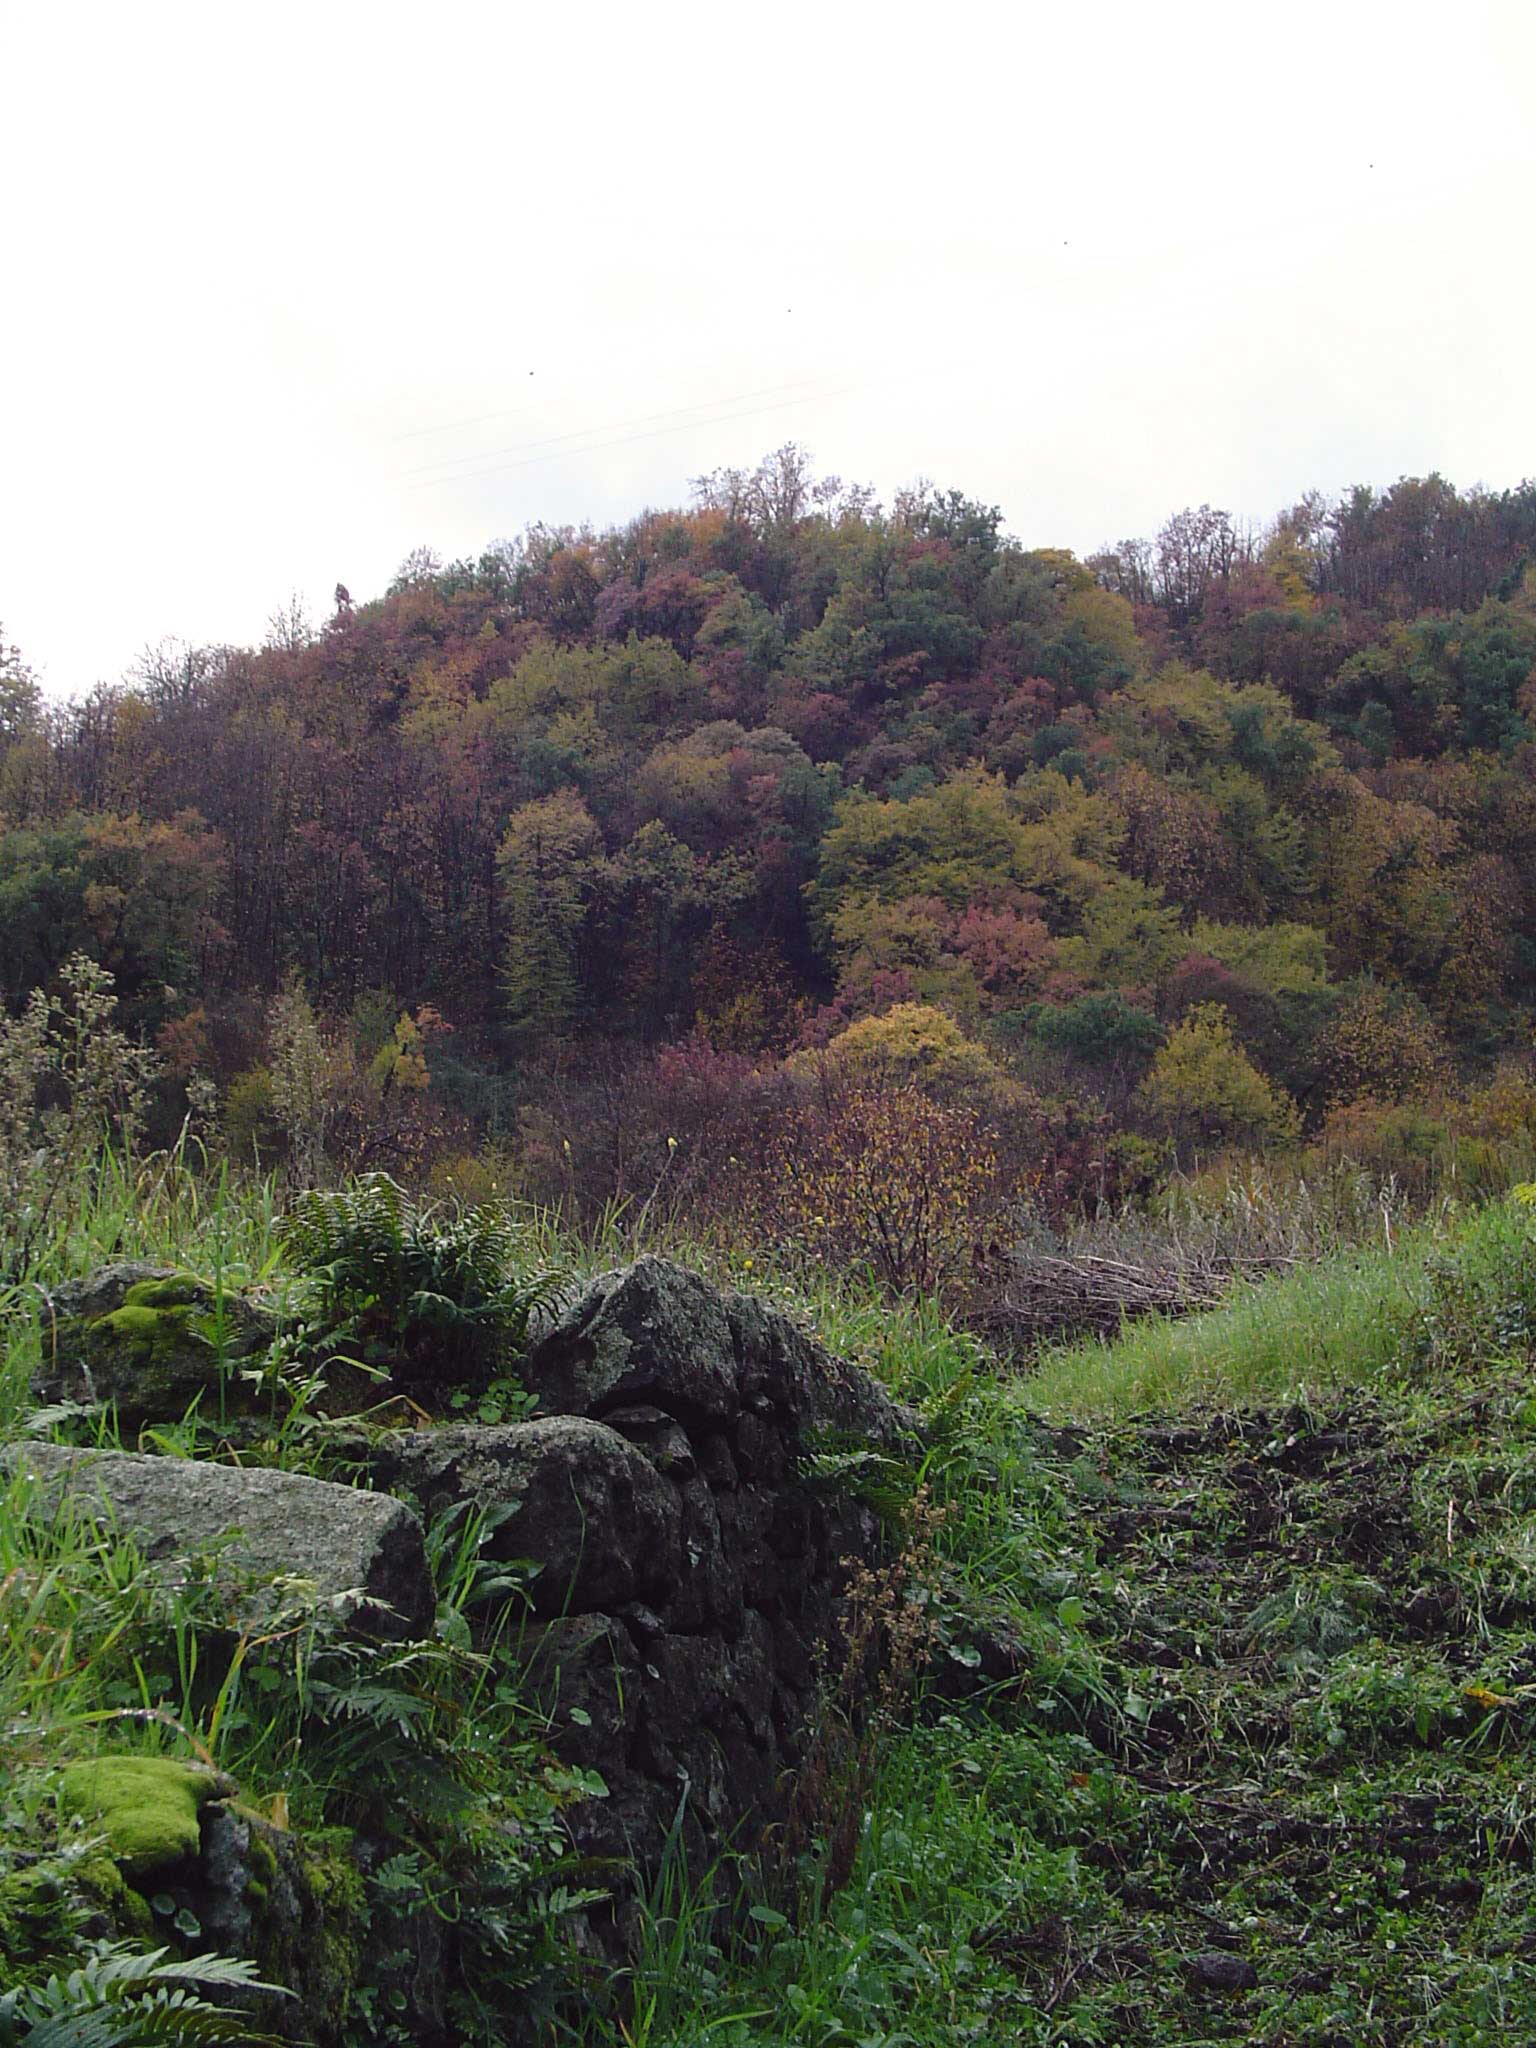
(5, 449, 1536, 1267)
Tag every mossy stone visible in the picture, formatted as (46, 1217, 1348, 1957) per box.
(293, 1831, 368, 2027)
(0, 1849, 154, 1982)
(87, 1288, 235, 1409)
(95, 1301, 210, 1362)
(0, 1863, 77, 1978)
(74, 1851, 154, 1937)
(122, 1274, 208, 1311)
(58, 1757, 229, 1879)
(34, 1263, 277, 1428)
(229, 1819, 367, 2037)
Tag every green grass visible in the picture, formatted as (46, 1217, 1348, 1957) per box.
(1021, 1197, 1536, 1421)
(1020, 1239, 1421, 1418)
(558, 1198, 1536, 2046)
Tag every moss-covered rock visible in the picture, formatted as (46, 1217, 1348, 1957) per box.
(0, 1861, 79, 1980)
(121, 1275, 207, 1310)
(73, 1850, 155, 1939)
(272, 1829, 369, 2038)
(202, 1810, 369, 2043)
(57, 1757, 232, 1880)
(0, 1835, 154, 1983)
(34, 1263, 276, 1430)
(7, 1783, 372, 2040)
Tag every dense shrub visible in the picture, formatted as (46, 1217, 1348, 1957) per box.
(720, 1076, 1013, 1297)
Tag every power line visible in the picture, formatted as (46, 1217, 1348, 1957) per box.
(390, 369, 845, 460)
(391, 398, 544, 443)
(397, 374, 860, 489)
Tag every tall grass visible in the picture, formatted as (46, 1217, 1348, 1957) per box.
(0, 1145, 566, 1829)
(1021, 1197, 1536, 1420)
(38, 1142, 288, 1289)
(1, 1146, 286, 1438)
(1020, 1241, 1420, 1417)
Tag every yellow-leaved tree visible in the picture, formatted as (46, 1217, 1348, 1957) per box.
(790, 1001, 1016, 1105)
(1138, 1003, 1299, 1154)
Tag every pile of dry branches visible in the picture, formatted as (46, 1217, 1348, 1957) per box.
(973, 1168, 1416, 1352)
(976, 1245, 1288, 1349)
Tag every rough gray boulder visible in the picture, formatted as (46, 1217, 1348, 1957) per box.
(10, 1253, 915, 1984)
(372, 1416, 683, 1615)
(34, 1264, 276, 1431)
(525, 1257, 743, 1422)
(2, 1444, 433, 1641)
(525, 1255, 912, 1448)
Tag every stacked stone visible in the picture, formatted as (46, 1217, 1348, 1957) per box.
(371, 1258, 912, 1897)
(17, 1254, 913, 1957)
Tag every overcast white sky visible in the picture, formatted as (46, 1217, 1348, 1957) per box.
(4, 0, 1535, 695)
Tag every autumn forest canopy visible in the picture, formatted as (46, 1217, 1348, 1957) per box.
(5, 447, 1536, 1285)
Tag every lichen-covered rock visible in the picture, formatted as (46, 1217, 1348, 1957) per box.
(372, 1416, 682, 1615)
(57, 1757, 233, 1880)
(525, 1258, 744, 1422)
(3, 1445, 434, 1641)
(34, 1265, 276, 1430)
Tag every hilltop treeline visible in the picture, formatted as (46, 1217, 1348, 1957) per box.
(3, 450, 1536, 1247)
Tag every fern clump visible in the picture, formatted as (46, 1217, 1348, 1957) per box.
(279, 1173, 556, 1401)
(0, 1941, 285, 2047)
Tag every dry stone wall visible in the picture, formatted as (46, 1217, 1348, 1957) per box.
(16, 1254, 915, 1988)
(372, 1256, 916, 1910)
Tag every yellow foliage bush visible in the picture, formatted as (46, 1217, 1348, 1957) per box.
(1138, 1003, 1300, 1153)
(728, 1077, 1009, 1298)
(790, 1001, 1014, 1104)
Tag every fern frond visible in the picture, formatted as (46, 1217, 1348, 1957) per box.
(1, 1942, 287, 2048)
(279, 1174, 559, 1398)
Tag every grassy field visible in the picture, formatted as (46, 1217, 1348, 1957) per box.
(560, 1197, 1536, 2046)
(1022, 1197, 1536, 1420)
(6, 1164, 1536, 2043)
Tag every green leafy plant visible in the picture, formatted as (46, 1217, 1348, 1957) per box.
(0, 1941, 285, 2048)
(279, 1172, 558, 1398)
(800, 1431, 915, 1530)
